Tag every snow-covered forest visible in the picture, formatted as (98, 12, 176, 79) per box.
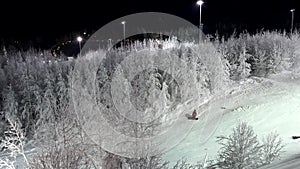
(0, 30, 300, 168)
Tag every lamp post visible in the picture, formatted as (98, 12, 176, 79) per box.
(121, 21, 126, 48)
(77, 36, 83, 57)
(290, 9, 295, 33)
(108, 38, 112, 49)
(197, 0, 204, 43)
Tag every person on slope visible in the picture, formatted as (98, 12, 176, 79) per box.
(192, 109, 197, 119)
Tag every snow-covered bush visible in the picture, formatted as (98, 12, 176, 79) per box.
(30, 104, 97, 169)
(170, 157, 216, 169)
(260, 132, 284, 166)
(171, 159, 196, 169)
(0, 118, 28, 169)
(125, 155, 169, 169)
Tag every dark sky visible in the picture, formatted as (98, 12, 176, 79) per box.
(0, 0, 299, 49)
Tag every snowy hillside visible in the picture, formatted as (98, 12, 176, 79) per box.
(163, 71, 300, 168)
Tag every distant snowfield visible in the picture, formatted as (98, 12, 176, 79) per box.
(163, 71, 300, 168)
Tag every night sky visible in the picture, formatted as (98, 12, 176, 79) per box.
(0, 0, 299, 49)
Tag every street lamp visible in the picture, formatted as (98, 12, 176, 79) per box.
(77, 36, 83, 57)
(108, 38, 112, 49)
(121, 21, 126, 48)
(290, 9, 295, 33)
(121, 21, 126, 40)
(197, 0, 204, 43)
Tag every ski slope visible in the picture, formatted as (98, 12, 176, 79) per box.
(163, 71, 300, 168)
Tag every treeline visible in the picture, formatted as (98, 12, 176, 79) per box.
(0, 30, 299, 142)
(217, 31, 300, 80)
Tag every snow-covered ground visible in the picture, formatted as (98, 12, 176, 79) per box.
(163, 71, 300, 168)
(259, 155, 300, 169)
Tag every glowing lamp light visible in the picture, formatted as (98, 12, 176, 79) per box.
(197, 0, 203, 6)
(77, 36, 83, 42)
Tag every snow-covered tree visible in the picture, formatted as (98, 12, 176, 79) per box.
(125, 155, 169, 169)
(260, 132, 283, 166)
(216, 122, 262, 169)
(195, 43, 230, 94)
(0, 118, 28, 169)
(216, 122, 284, 169)
(2, 86, 18, 121)
(31, 73, 96, 169)
(235, 44, 251, 80)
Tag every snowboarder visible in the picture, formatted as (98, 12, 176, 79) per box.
(192, 109, 197, 119)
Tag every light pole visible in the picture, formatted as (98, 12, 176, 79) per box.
(108, 38, 112, 49)
(290, 9, 295, 33)
(197, 0, 204, 43)
(77, 36, 83, 57)
(121, 21, 126, 47)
